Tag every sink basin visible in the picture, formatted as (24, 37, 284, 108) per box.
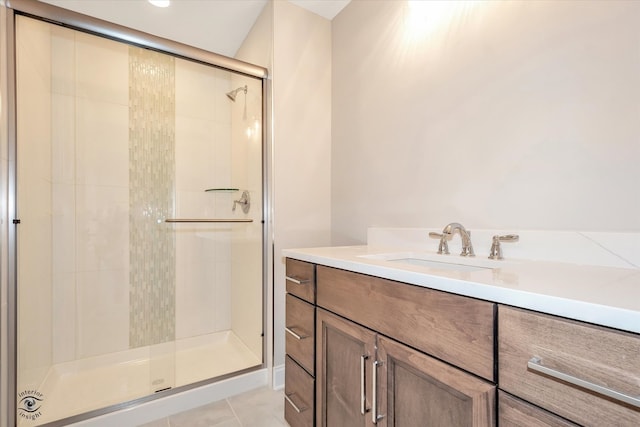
(388, 258, 489, 272)
(358, 252, 499, 272)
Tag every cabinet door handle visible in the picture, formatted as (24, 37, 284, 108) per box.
(361, 355, 369, 415)
(528, 357, 640, 409)
(285, 326, 308, 340)
(372, 360, 385, 424)
(285, 392, 308, 413)
(286, 275, 310, 285)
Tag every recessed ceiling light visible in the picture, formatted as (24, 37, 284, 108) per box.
(148, 0, 170, 7)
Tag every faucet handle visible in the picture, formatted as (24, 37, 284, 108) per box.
(489, 234, 519, 260)
(428, 232, 449, 255)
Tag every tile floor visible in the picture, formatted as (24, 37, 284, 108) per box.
(139, 386, 287, 427)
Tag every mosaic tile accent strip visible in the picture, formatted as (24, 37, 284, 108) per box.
(129, 46, 176, 348)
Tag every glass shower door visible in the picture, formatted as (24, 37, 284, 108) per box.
(14, 14, 263, 425)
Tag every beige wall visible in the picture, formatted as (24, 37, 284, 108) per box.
(272, 0, 332, 367)
(332, 0, 640, 244)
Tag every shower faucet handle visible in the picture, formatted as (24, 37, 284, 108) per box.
(232, 190, 251, 214)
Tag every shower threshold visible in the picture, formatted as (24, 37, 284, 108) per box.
(23, 331, 261, 426)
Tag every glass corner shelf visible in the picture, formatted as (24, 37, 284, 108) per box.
(204, 188, 239, 192)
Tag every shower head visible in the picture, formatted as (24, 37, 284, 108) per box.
(226, 85, 247, 102)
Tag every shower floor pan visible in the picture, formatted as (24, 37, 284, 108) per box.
(25, 331, 261, 425)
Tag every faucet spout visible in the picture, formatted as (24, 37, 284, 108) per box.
(442, 222, 475, 257)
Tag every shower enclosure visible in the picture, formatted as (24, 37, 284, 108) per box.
(5, 2, 268, 425)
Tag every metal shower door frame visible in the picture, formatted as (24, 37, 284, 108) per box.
(2, 1, 272, 426)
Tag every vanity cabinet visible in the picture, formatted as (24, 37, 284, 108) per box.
(284, 255, 640, 426)
(315, 266, 496, 426)
(498, 306, 640, 426)
(284, 259, 316, 427)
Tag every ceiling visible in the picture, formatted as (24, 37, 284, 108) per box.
(40, 0, 351, 57)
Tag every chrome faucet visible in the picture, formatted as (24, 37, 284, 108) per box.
(430, 222, 475, 257)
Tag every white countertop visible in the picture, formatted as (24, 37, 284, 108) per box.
(283, 245, 640, 334)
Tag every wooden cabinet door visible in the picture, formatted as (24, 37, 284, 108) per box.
(316, 309, 376, 427)
(376, 335, 495, 427)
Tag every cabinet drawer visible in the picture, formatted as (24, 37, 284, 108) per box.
(499, 306, 640, 426)
(285, 356, 314, 427)
(317, 266, 495, 380)
(286, 258, 316, 303)
(499, 391, 578, 427)
(286, 293, 315, 375)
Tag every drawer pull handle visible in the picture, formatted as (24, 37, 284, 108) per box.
(372, 360, 385, 424)
(285, 392, 308, 413)
(286, 275, 310, 285)
(285, 326, 308, 340)
(528, 357, 640, 409)
(361, 355, 369, 415)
